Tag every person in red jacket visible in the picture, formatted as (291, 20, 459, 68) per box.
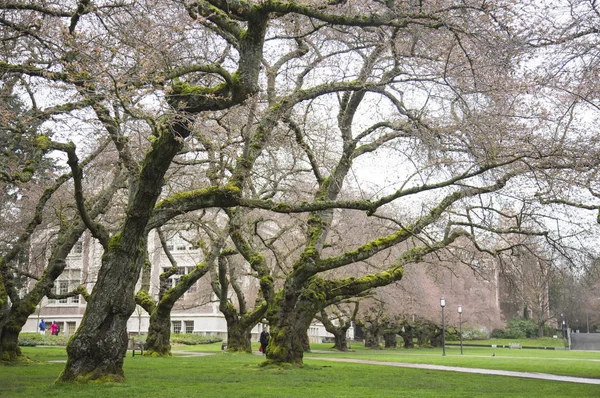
(50, 321, 59, 336)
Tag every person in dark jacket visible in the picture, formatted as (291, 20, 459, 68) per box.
(259, 326, 270, 355)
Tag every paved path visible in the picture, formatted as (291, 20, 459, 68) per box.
(171, 350, 215, 357)
(174, 350, 600, 385)
(307, 357, 600, 385)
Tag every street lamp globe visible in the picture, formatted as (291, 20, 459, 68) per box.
(440, 298, 446, 356)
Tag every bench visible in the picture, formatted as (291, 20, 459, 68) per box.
(129, 338, 145, 357)
(508, 343, 521, 349)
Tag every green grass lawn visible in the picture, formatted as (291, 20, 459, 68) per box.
(303, 342, 600, 379)
(1, 344, 598, 397)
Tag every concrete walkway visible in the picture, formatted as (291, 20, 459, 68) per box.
(172, 349, 600, 385)
(171, 350, 215, 357)
(307, 356, 600, 385)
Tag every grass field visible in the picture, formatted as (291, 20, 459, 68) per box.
(1, 342, 599, 397)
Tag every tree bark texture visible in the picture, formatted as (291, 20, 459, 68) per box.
(333, 331, 349, 351)
(58, 251, 138, 382)
(364, 328, 382, 349)
(383, 332, 397, 348)
(144, 306, 172, 356)
(0, 315, 22, 362)
(399, 325, 415, 349)
(1, 294, 45, 362)
(1, 293, 52, 362)
(301, 329, 311, 353)
(226, 320, 252, 353)
(59, 128, 186, 381)
(265, 295, 316, 365)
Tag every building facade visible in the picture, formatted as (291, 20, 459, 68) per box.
(24, 230, 339, 343)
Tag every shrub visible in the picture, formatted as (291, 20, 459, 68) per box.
(18, 333, 69, 347)
(462, 327, 489, 340)
(444, 327, 460, 341)
(505, 317, 537, 339)
(542, 324, 555, 337)
(170, 333, 222, 345)
(18, 338, 37, 347)
(491, 328, 505, 338)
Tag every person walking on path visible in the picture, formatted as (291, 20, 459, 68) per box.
(259, 326, 270, 355)
(50, 321, 58, 336)
(39, 319, 46, 335)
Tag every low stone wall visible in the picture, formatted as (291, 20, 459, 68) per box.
(570, 333, 600, 350)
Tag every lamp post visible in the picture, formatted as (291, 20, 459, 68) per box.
(458, 305, 463, 355)
(440, 298, 446, 356)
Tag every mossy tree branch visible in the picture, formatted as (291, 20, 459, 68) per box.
(59, 141, 111, 250)
(0, 2, 74, 17)
(226, 209, 275, 305)
(0, 138, 111, 302)
(316, 229, 469, 301)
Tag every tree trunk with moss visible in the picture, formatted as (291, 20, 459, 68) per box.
(333, 332, 349, 351)
(0, 284, 46, 362)
(0, 149, 115, 364)
(0, 304, 24, 362)
(317, 308, 353, 352)
(1, 282, 63, 363)
(59, 127, 186, 382)
(364, 331, 381, 349)
(383, 331, 397, 348)
(265, 290, 318, 364)
(59, 248, 140, 382)
(218, 298, 267, 353)
(266, 319, 311, 365)
(399, 324, 415, 349)
(144, 306, 172, 356)
(301, 329, 311, 352)
(320, 318, 348, 351)
(142, 267, 212, 356)
(219, 298, 267, 353)
(226, 318, 252, 353)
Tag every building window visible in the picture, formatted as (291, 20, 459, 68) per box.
(67, 322, 76, 335)
(58, 281, 68, 304)
(185, 321, 194, 334)
(71, 241, 83, 256)
(172, 321, 182, 334)
(70, 280, 80, 303)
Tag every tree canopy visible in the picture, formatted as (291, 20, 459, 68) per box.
(2, 0, 600, 381)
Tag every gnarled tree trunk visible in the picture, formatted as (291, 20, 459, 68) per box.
(0, 314, 22, 362)
(301, 329, 311, 352)
(265, 294, 316, 365)
(1, 292, 50, 362)
(226, 318, 252, 353)
(333, 332, 349, 351)
(144, 306, 172, 356)
(399, 324, 415, 349)
(59, 123, 189, 382)
(317, 308, 352, 352)
(383, 331, 397, 348)
(59, 250, 139, 382)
